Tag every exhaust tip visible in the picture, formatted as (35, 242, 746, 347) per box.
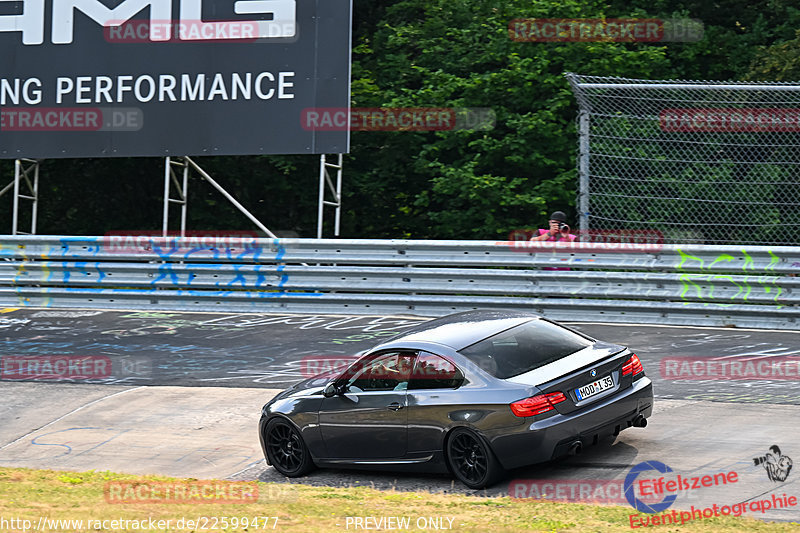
(633, 415, 648, 428)
(568, 440, 583, 456)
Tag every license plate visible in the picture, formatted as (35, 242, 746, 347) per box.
(575, 375, 614, 401)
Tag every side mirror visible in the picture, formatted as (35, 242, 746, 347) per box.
(323, 383, 339, 398)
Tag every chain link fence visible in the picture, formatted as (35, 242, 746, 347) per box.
(566, 73, 800, 245)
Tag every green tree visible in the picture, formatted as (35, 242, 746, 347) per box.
(343, 0, 671, 238)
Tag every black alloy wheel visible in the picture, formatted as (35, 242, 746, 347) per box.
(265, 418, 315, 477)
(446, 428, 503, 489)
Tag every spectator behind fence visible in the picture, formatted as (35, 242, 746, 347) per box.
(529, 211, 576, 271)
(529, 211, 577, 243)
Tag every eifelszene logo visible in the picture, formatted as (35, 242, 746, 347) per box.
(624, 461, 678, 513)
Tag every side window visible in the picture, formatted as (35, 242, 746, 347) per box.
(346, 351, 416, 392)
(409, 353, 464, 390)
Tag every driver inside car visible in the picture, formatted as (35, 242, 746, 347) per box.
(349, 352, 415, 392)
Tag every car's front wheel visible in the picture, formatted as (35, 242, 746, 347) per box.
(264, 417, 316, 477)
(446, 428, 504, 489)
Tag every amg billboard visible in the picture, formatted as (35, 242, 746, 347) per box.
(0, 0, 351, 158)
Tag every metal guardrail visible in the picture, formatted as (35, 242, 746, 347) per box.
(1, 236, 799, 329)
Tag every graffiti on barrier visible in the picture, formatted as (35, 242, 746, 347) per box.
(7, 237, 327, 305)
(676, 249, 784, 307)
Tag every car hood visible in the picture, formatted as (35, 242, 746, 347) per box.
(285, 368, 340, 394)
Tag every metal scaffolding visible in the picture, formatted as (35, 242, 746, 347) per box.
(4, 155, 344, 238)
(317, 154, 343, 238)
(161, 156, 278, 238)
(162, 157, 189, 237)
(1, 159, 40, 235)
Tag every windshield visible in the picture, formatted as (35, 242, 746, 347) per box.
(459, 320, 593, 379)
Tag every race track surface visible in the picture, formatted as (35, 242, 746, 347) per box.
(1, 308, 798, 522)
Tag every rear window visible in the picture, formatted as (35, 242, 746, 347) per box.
(459, 320, 593, 379)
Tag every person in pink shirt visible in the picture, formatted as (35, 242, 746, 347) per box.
(529, 211, 577, 243)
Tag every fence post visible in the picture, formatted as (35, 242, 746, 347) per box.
(578, 112, 590, 235)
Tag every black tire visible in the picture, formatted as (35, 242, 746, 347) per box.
(446, 428, 504, 489)
(264, 417, 316, 477)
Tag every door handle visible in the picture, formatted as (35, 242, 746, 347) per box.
(387, 402, 404, 411)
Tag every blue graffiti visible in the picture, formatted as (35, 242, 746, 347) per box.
(8, 236, 323, 305)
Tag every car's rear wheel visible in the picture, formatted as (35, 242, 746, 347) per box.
(446, 428, 504, 489)
(265, 418, 316, 477)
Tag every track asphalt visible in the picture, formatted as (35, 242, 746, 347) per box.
(1, 308, 798, 522)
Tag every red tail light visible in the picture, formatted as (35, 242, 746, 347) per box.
(622, 354, 644, 378)
(510, 392, 566, 417)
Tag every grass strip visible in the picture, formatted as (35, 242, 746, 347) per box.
(0, 467, 797, 532)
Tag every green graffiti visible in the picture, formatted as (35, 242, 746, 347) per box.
(708, 254, 734, 268)
(765, 250, 783, 302)
(767, 250, 780, 271)
(706, 254, 737, 302)
(740, 250, 755, 301)
(741, 250, 754, 271)
(677, 249, 704, 270)
(679, 273, 703, 300)
(677, 249, 706, 302)
(675, 248, 784, 307)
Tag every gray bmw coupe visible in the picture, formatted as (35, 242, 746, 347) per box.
(258, 310, 653, 488)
